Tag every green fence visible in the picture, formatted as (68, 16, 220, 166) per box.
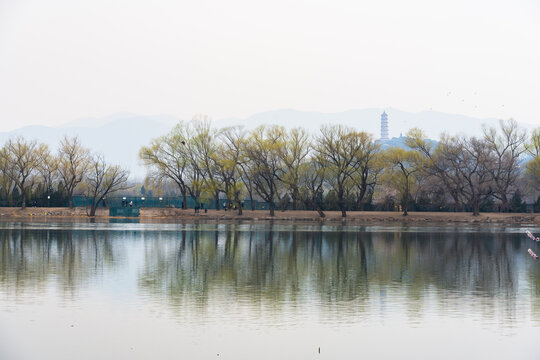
(73, 196, 276, 210)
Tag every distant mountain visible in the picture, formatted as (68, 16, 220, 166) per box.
(0, 115, 174, 180)
(218, 108, 535, 139)
(0, 109, 534, 180)
(377, 135, 438, 151)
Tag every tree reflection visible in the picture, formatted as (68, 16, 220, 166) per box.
(0, 225, 119, 299)
(137, 225, 531, 325)
(0, 224, 537, 327)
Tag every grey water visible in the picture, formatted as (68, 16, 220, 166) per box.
(1, 221, 539, 359)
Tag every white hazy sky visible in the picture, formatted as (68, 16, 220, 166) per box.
(1, 0, 539, 131)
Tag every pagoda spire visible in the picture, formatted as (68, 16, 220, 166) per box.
(380, 111, 389, 140)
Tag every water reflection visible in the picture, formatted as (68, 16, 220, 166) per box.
(0, 223, 539, 328)
(0, 226, 121, 300)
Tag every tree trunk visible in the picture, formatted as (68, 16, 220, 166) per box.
(472, 196, 480, 216)
(403, 182, 409, 216)
(356, 184, 367, 211)
(291, 190, 298, 211)
(89, 198, 97, 216)
(338, 199, 346, 217)
(181, 188, 187, 209)
(309, 199, 326, 218)
(338, 187, 346, 217)
(249, 192, 255, 210)
(215, 191, 220, 210)
(235, 194, 243, 216)
(20, 183, 26, 210)
(68, 193, 74, 209)
(269, 200, 275, 217)
(500, 195, 508, 213)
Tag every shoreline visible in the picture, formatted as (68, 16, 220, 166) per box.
(0, 207, 538, 225)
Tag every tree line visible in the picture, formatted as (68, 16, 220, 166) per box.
(0, 136, 129, 215)
(139, 118, 540, 217)
(1, 118, 538, 218)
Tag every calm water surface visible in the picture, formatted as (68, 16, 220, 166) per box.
(1, 221, 539, 359)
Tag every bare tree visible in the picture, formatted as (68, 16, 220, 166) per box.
(438, 135, 494, 216)
(483, 119, 527, 211)
(85, 155, 130, 216)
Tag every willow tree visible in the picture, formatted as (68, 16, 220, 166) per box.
(0, 147, 16, 205)
(38, 151, 59, 201)
(350, 139, 381, 210)
(315, 125, 376, 217)
(526, 128, 540, 192)
(4, 137, 48, 209)
(278, 128, 311, 210)
(243, 125, 285, 216)
(139, 123, 190, 209)
(189, 119, 222, 209)
(383, 147, 423, 216)
(298, 155, 327, 218)
(217, 126, 246, 215)
(57, 136, 91, 208)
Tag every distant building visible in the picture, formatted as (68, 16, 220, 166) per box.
(380, 111, 389, 140)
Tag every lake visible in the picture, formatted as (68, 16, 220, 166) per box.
(0, 221, 539, 359)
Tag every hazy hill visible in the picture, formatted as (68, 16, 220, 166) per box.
(0, 114, 172, 180)
(0, 109, 534, 179)
(218, 108, 534, 139)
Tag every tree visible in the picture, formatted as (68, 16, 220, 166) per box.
(38, 150, 59, 199)
(4, 137, 48, 209)
(85, 155, 130, 216)
(510, 189, 526, 213)
(298, 156, 327, 217)
(189, 118, 222, 209)
(483, 119, 527, 211)
(0, 146, 16, 205)
(217, 126, 246, 215)
(57, 136, 91, 208)
(526, 127, 540, 200)
(525, 156, 540, 192)
(315, 125, 375, 217)
(139, 123, 190, 209)
(350, 141, 381, 210)
(278, 128, 311, 210)
(406, 128, 462, 210)
(243, 125, 285, 216)
(438, 134, 494, 216)
(528, 128, 540, 158)
(383, 148, 423, 215)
